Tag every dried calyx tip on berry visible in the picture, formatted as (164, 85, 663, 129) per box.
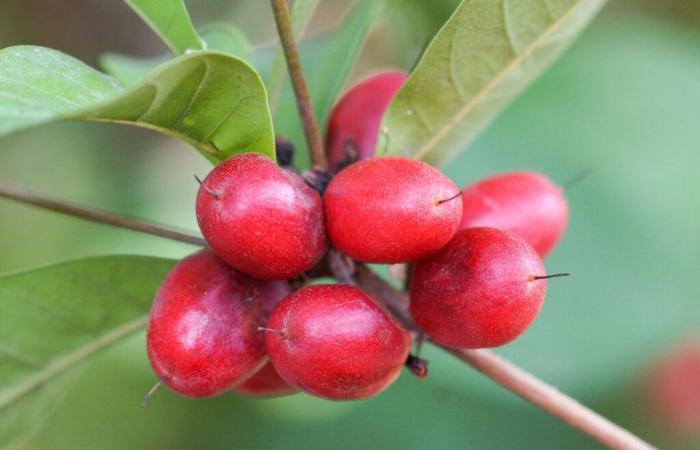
(405, 354, 429, 379)
(141, 376, 168, 407)
(303, 168, 333, 194)
(529, 272, 571, 282)
(436, 190, 463, 205)
(194, 175, 221, 199)
(275, 136, 295, 167)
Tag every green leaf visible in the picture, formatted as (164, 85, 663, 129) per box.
(0, 256, 175, 447)
(379, 0, 607, 166)
(274, 0, 386, 167)
(124, 0, 203, 55)
(267, 0, 322, 115)
(100, 24, 253, 87)
(99, 54, 170, 88)
(198, 24, 252, 60)
(0, 46, 275, 163)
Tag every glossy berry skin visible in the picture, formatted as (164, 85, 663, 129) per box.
(231, 362, 297, 397)
(196, 153, 327, 280)
(265, 284, 411, 400)
(324, 157, 462, 264)
(459, 171, 568, 257)
(410, 227, 547, 349)
(326, 71, 407, 171)
(147, 250, 290, 398)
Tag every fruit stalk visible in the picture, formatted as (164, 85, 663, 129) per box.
(269, 0, 327, 170)
(0, 184, 656, 449)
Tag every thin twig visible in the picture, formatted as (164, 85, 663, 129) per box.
(352, 265, 656, 450)
(445, 348, 656, 450)
(0, 184, 657, 449)
(0, 182, 206, 246)
(270, 0, 327, 170)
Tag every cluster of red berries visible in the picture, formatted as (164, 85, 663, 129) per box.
(146, 71, 569, 401)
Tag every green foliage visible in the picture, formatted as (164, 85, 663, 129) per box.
(101, 24, 252, 87)
(0, 46, 275, 163)
(0, 256, 175, 447)
(273, 0, 386, 167)
(3, 1, 688, 449)
(123, 0, 203, 54)
(379, 0, 606, 166)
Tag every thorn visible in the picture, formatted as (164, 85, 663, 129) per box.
(142, 377, 167, 407)
(529, 273, 571, 282)
(194, 175, 221, 200)
(437, 190, 463, 205)
(563, 167, 594, 191)
(258, 327, 287, 338)
(406, 354, 429, 379)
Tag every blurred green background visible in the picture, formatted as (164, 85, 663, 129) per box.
(1, 0, 700, 449)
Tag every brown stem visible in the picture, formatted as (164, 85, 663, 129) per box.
(270, 0, 327, 170)
(352, 264, 657, 450)
(0, 182, 206, 247)
(444, 348, 656, 450)
(0, 183, 656, 449)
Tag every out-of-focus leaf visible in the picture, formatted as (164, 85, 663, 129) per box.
(0, 256, 175, 447)
(100, 24, 252, 87)
(123, 0, 203, 54)
(267, 0, 322, 115)
(274, 0, 386, 167)
(0, 46, 275, 163)
(379, 0, 606, 166)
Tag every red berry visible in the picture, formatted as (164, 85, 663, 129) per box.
(326, 71, 407, 171)
(410, 227, 547, 349)
(196, 153, 327, 280)
(646, 338, 700, 435)
(231, 362, 297, 397)
(265, 284, 411, 400)
(147, 250, 290, 398)
(459, 171, 568, 257)
(324, 157, 462, 263)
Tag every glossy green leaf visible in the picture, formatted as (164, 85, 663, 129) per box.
(0, 46, 275, 163)
(124, 0, 203, 55)
(379, 0, 607, 166)
(274, 0, 386, 167)
(267, 0, 322, 115)
(100, 24, 252, 87)
(0, 256, 175, 447)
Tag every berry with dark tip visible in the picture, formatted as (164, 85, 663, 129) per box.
(196, 153, 327, 280)
(410, 227, 548, 349)
(147, 249, 290, 398)
(265, 284, 411, 400)
(324, 156, 462, 264)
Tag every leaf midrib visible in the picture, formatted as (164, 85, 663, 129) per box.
(0, 315, 148, 411)
(412, 0, 596, 160)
